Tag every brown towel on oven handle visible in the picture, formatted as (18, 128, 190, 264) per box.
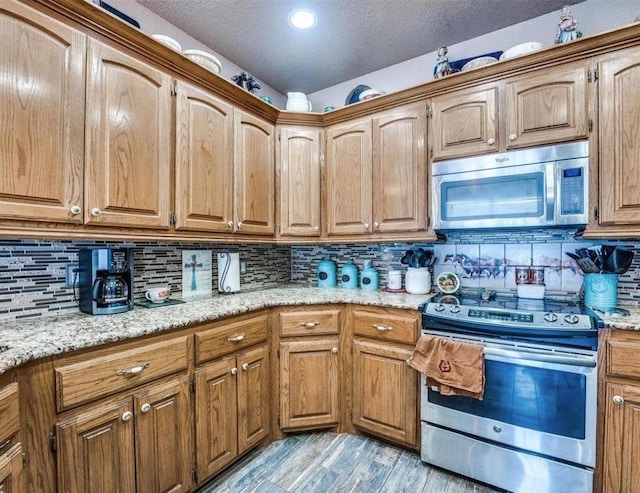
(408, 334, 485, 400)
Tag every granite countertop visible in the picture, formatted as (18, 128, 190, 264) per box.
(1, 285, 639, 376)
(0, 285, 432, 375)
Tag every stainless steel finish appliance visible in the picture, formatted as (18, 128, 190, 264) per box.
(79, 248, 133, 315)
(420, 293, 602, 493)
(432, 141, 588, 230)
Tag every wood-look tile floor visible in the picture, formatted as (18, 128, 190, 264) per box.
(196, 432, 502, 492)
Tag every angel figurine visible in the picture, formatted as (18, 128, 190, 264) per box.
(555, 5, 579, 44)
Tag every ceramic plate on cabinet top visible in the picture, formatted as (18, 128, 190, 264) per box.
(437, 272, 460, 294)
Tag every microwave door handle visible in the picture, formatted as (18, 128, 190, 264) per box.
(546, 162, 555, 223)
(484, 346, 596, 368)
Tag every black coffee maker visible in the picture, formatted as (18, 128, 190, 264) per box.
(78, 248, 133, 315)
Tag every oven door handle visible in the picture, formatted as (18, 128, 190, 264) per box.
(484, 347, 596, 367)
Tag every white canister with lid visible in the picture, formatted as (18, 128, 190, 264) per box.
(387, 270, 402, 290)
(405, 267, 431, 295)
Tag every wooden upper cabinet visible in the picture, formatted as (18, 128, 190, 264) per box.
(0, 0, 85, 223)
(234, 111, 275, 235)
(372, 103, 427, 233)
(277, 126, 322, 237)
(598, 48, 640, 227)
(85, 38, 172, 229)
(175, 81, 234, 232)
(430, 85, 498, 160)
(505, 62, 589, 149)
(325, 119, 373, 236)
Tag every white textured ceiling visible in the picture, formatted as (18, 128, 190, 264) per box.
(135, 0, 576, 94)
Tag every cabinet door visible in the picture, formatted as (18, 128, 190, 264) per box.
(0, 445, 23, 493)
(175, 80, 234, 232)
(234, 111, 275, 235)
(602, 382, 640, 493)
(598, 50, 640, 226)
(236, 345, 269, 454)
(278, 127, 321, 236)
(57, 398, 135, 493)
(325, 120, 373, 235)
(134, 376, 192, 493)
(372, 103, 427, 233)
(352, 340, 418, 447)
(280, 339, 340, 429)
(85, 38, 172, 229)
(194, 356, 238, 481)
(0, 1, 85, 223)
(505, 63, 588, 148)
(430, 85, 498, 160)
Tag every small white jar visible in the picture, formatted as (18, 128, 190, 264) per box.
(388, 270, 402, 290)
(405, 267, 431, 295)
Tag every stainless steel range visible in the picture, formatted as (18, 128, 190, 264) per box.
(419, 292, 602, 493)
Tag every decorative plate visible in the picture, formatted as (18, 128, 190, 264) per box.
(438, 295, 460, 305)
(461, 56, 498, 72)
(436, 272, 460, 294)
(345, 84, 371, 105)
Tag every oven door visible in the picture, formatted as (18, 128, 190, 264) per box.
(420, 331, 597, 467)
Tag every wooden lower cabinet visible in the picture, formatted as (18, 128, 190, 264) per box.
(352, 340, 417, 447)
(195, 344, 269, 483)
(0, 445, 23, 492)
(0, 380, 23, 492)
(56, 375, 192, 493)
(279, 339, 340, 429)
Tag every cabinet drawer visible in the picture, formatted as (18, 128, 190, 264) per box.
(352, 308, 419, 345)
(279, 308, 340, 337)
(196, 313, 267, 363)
(55, 335, 190, 410)
(607, 338, 640, 379)
(0, 383, 19, 446)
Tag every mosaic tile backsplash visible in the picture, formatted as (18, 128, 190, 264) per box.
(0, 239, 290, 320)
(2, 227, 640, 321)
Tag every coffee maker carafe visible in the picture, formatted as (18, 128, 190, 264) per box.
(79, 248, 133, 315)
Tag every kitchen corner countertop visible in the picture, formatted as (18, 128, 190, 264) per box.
(596, 305, 640, 332)
(0, 285, 433, 375)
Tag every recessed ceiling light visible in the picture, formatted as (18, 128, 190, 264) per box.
(288, 9, 317, 31)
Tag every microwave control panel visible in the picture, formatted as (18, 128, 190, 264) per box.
(560, 167, 585, 215)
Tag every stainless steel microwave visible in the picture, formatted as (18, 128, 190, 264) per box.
(432, 141, 589, 231)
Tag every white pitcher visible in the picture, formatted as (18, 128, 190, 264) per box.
(286, 92, 312, 112)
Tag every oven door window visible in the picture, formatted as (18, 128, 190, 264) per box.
(441, 172, 544, 221)
(427, 359, 586, 439)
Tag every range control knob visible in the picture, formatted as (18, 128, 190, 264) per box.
(543, 312, 558, 323)
(564, 314, 580, 325)
(450, 305, 461, 314)
(434, 304, 445, 312)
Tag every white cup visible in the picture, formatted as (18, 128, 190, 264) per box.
(388, 270, 402, 290)
(145, 286, 170, 303)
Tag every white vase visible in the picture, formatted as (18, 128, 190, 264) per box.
(405, 267, 431, 294)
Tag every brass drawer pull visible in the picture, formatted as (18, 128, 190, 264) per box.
(116, 362, 150, 376)
(228, 334, 245, 343)
(372, 324, 393, 332)
(301, 322, 319, 328)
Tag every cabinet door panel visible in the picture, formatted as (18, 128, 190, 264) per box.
(431, 86, 498, 160)
(325, 120, 373, 235)
(599, 51, 640, 226)
(373, 104, 427, 232)
(0, 444, 23, 493)
(134, 376, 192, 493)
(280, 339, 340, 429)
(0, 1, 85, 223)
(175, 81, 234, 232)
(237, 345, 269, 453)
(278, 127, 321, 236)
(602, 383, 640, 493)
(195, 356, 238, 480)
(353, 340, 417, 447)
(56, 398, 135, 493)
(505, 63, 588, 148)
(85, 39, 171, 228)
(234, 111, 275, 235)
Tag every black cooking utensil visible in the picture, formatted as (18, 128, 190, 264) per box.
(604, 248, 634, 274)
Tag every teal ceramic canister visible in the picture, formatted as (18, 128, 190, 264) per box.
(360, 260, 379, 291)
(583, 273, 618, 310)
(317, 256, 337, 288)
(340, 259, 359, 289)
